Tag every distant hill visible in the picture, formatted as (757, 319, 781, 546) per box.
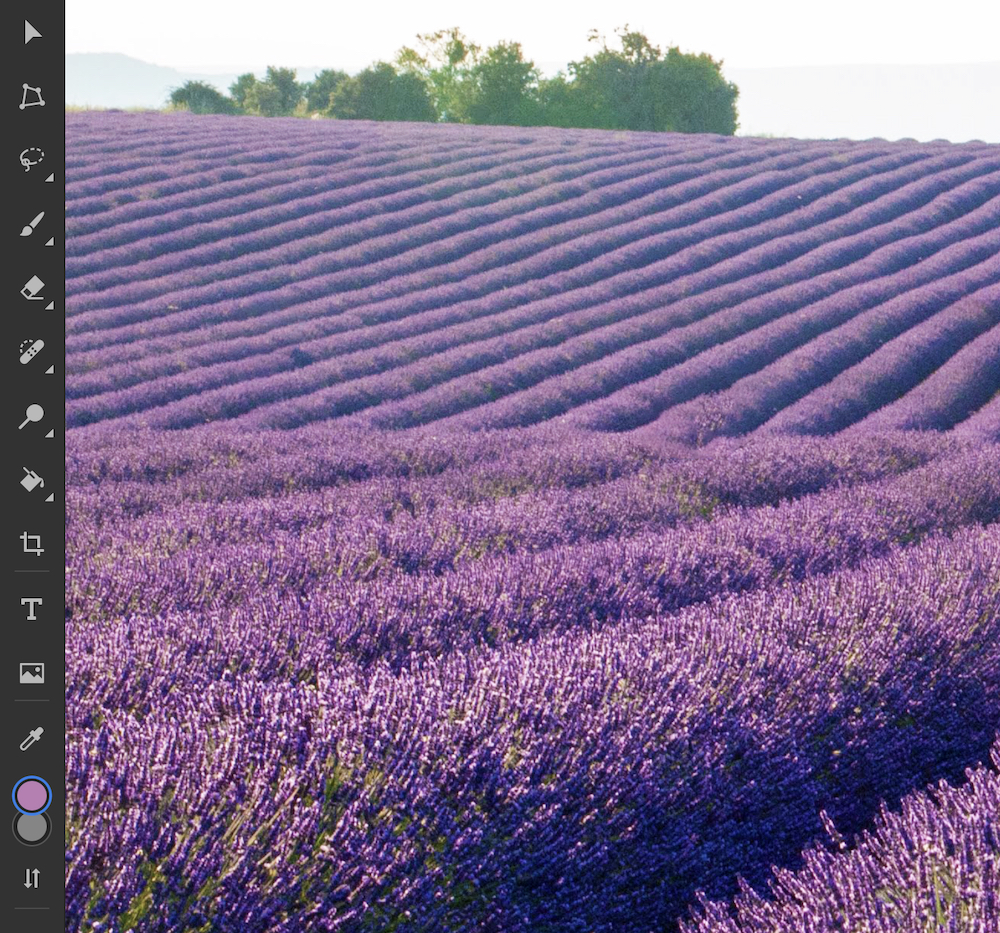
(66, 53, 329, 110)
(66, 53, 999, 143)
(66, 53, 231, 109)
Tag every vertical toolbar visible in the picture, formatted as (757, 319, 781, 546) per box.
(4, 11, 64, 930)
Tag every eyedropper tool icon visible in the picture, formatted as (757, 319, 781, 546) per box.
(19, 727, 44, 751)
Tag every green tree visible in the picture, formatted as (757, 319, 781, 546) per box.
(328, 62, 436, 122)
(653, 47, 739, 135)
(262, 66, 303, 114)
(168, 80, 236, 115)
(233, 67, 302, 117)
(468, 41, 541, 125)
(395, 27, 479, 122)
(304, 69, 348, 112)
(556, 26, 739, 134)
(565, 28, 663, 130)
(229, 73, 257, 112)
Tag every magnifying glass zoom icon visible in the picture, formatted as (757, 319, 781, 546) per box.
(18, 404, 43, 430)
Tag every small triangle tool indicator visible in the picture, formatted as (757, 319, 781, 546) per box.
(45, 493, 54, 502)
(45, 365, 54, 374)
(45, 429, 54, 438)
(45, 237, 54, 247)
(45, 173, 54, 182)
(44, 301, 54, 310)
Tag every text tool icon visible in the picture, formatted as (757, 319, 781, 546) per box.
(21, 275, 44, 300)
(24, 868, 40, 888)
(20, 339, 44, 364)
(20, 468, 44, 492)
(19, 728, 43, 752)
(18, 663, 44, 685)
(19, 85, 45, 110)
(24, 21, 41, 45)
(18, 405, 44, 430)
(21, 533, 44, 556)
(19, 148, 43, 172)
(21, 598, 42, 620)
(20, 212, 44, 236)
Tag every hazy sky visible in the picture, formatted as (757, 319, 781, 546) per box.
(67, 0, 999, 73)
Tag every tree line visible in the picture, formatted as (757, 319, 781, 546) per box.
(170, 26, 739, 135)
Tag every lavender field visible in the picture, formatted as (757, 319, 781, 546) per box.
(66, 112, 1000, 932)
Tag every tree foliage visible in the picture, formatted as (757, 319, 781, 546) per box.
(169, 26, 738, 135)
(396, 27, 480, 122)
(229, 73, 257, 112)
(328, 63, 436, 122)
(565, 27, 738, 134)
(468, 41, 541, 126)
(169, 81, 236, 115)
(303, 69, 348, 113)
(229, 67, 303, 117)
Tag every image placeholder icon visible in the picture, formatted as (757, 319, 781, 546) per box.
(19, 663, 45, 685)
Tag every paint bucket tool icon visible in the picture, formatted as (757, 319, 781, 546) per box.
(21, 468, 44, 492)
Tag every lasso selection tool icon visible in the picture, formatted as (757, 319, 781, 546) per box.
(18, 147, 43, 171)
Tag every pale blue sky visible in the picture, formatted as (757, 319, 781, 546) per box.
(67, 0, 999, 73)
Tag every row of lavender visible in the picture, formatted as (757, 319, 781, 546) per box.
(68, 432, 999, 671)
(67, 425, 1000, 930)
(67, 492, 1000, 931)
(685, 738, 999, 933)
(65, 115, 999, 436)
(65, 152, 998, 424)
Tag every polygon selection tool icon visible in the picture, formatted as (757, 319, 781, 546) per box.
(19, 85, 44, 109)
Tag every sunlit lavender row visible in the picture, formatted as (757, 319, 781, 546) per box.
(684, 737, 1000, 933)
(67, 493, 1000, 930)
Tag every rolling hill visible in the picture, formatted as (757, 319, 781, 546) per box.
(65, 112, 1000, 933)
